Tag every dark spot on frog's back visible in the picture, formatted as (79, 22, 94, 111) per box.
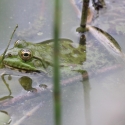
(61, 42, 74, 50)
(61, 44, 67, 49)
(68, 44, 74, 48)
(73, 50, 81, 54)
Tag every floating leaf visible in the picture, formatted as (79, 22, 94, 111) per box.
(0, 111, 11, 125)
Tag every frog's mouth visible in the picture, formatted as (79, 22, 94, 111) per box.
(4, 64, 41, 73)
(3, 60, 40, 73)
(4, 64, 32, 73)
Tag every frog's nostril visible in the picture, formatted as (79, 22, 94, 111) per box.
(8, 53, 12, 57)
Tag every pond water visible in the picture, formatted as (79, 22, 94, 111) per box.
(0, 0, 125, 125)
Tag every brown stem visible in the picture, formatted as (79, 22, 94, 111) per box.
(76, 0, 90, 33)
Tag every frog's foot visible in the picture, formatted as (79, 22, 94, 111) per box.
(76, 26, 88, 33)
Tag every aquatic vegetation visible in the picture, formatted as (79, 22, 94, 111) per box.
(87, 25, 125, 63)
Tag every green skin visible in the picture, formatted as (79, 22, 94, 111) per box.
(1, 39, 86, 73)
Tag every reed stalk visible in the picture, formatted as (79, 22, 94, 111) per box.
(53, 0, 61, 125)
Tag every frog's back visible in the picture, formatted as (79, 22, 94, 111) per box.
(35, 39, 86, 65)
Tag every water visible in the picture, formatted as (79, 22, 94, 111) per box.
(0, 0, 125, 125)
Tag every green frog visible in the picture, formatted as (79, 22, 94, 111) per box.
(0, 37, 117, 77)
(1, 38, 87, 74)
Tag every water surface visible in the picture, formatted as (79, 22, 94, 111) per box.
(0, 0, 125, 125)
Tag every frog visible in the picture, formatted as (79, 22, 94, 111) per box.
(0, 38, 86, 101)
(1, 38, 86, 74)
(0, 36, 118, 78)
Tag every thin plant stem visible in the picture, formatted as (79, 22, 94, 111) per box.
(76, 0, 90, 33)
(53, 0, 61, 125)
(0, 25, 18, 68)
(80, 0, 90, 28)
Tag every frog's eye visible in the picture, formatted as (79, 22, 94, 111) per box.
(14, 40, 28, 48)
(19, 49, 32, 61)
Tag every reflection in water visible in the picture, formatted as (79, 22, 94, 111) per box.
(79, 34, 86, 46)
(19, 76, 37, 92)
(0, 74, 13, 101)
(82, 72, 91, 125)
(13, 102, 42, 125)
(0, 74, 38, 102)
(78, 34, 91, 125)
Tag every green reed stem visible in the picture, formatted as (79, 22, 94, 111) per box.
(53, 0, 61, 125)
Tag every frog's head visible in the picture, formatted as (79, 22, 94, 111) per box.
(3, 40, 46, 73)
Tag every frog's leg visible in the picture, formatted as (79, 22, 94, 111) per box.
(0, 74, 13, 101)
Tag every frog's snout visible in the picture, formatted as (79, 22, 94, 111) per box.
(4, 53, 13, 58)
